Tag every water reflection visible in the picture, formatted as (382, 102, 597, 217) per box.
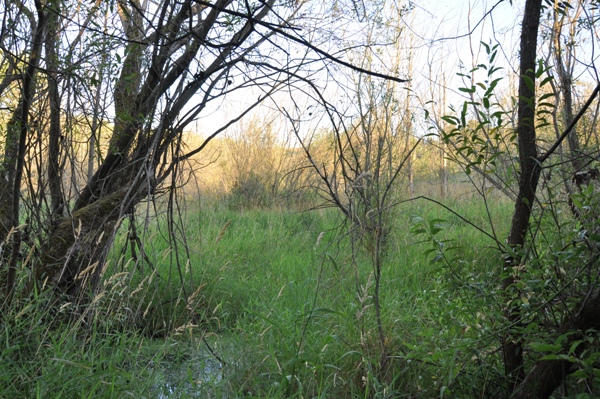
(152, 357, 223, 398)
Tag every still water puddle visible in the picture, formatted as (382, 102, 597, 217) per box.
(152, 357, 223, 398)
(146, 338, 231, 398)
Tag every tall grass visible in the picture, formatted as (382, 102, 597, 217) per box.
(117, 193, 514, 397)
(1, 191, 514, 398)
(0, 283, 162, 397)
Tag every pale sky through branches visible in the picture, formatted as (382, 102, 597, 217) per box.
(193, 0, 598, 142)
(193, 1, 523, 136)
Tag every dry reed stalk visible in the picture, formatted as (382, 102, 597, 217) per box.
(130, 270, 156, 297)
(186, 282, 207, 310)
(215, 221, 231, 244)
(75, 262, 99, 281)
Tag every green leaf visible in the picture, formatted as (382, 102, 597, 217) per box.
(309, 307, 343, 317)
(488, 65, 503, 76)
(424, 248, 437, 256)
(283, 357, 306, 369)
(489, 49, 497, 64)
(522, 74, 535, 92)
(481, 41, 490, 54)
(539, 76, 554, 87)
(570, 195, 583, 209)
(487, 77, 503, 94)
(529, 342, 560, 353)
(540, 354, 561, 360)
(442, 116, 459, 126)
(535, 59, 546, 78)
(431, 253, 443, 264)
(484, 96, 493, 110)
(429, 219, 446, 235)
(537, 102, 555, 109)
(538, 92, 555, 101)
(568, 340, 583, 355)
(340, 350, 365, 359)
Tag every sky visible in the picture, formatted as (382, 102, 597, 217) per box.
(190, 0, 599, 143)
(409, 1, 523, 91)
(191, 0, 525, 135)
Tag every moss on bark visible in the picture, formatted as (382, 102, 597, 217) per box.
(37, 186, 130, 294)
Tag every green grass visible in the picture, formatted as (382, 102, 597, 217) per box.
(114, 194, 514, 397)
(0, 296, 159, 398)
(1, 193, 515, 398)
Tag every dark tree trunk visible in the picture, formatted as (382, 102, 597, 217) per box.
(34, 0, 276, 297)
(45, 0, 65, 226)
(36, 186, 136, 297)
(511, 289, 600, 399)
(2, 0, 46, 302)
(502, 0, 543, 392)
(503, 2, 600, 397)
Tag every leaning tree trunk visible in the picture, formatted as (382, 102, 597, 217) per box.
(511, 288, 600, 399)
(37, 187, 133, 294)
(33, 0, 277, 298)
(509, 83, 600, 399)
(34, 0, 147, 297)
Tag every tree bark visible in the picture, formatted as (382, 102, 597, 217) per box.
(2, 0, 46, 302)
(552, 2, 584, 171)
(502, 0, 543, 392)
(45, 0, 65, 226)
(511, 289, 600, 399)
(35, 0, 277, 296)
(36, 186, 134, 296)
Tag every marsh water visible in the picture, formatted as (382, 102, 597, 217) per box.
(153, 357, 222, 398)
(148, 338, 228, 398)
